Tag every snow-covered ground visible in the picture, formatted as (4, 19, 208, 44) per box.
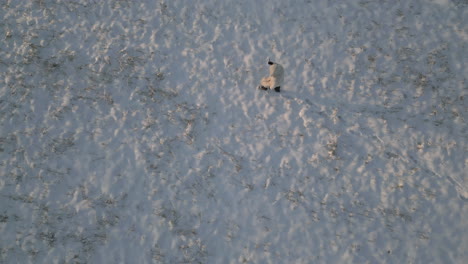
(1, 0, 467, 263)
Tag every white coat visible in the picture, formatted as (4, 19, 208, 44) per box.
(260, 62, 284, 90)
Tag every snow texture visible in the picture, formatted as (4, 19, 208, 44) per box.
(0, 0, 467, 263)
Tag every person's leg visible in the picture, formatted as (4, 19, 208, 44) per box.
(259, 77, 271, 90)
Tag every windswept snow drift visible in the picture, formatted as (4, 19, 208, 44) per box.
(0, 0, 466, 263)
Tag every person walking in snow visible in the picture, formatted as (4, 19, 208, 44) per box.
(258, 60, 284, 92)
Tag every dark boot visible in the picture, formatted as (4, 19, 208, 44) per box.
(274, 86, 280, 92)
(258, 85, 268, 90)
